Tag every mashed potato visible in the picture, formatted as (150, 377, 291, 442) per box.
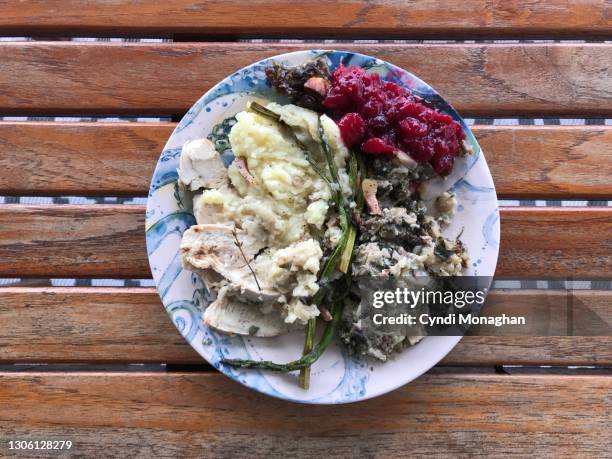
(252, 238, 323, 300)
(198, 108, 331, 246)
(190, 103, 350, 326)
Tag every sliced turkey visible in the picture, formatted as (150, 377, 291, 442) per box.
(178, 138, 228, 191)
(203, 286, 293, 337)
(180, 223, 277, 302)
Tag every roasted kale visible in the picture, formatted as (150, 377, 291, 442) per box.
(265, 59, 331, 111)
(367, 157, 421, 208)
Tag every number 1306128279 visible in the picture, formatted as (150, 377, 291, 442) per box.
(8, 440, 73, 450)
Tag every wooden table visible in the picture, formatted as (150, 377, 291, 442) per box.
(0, 1, 611, 456)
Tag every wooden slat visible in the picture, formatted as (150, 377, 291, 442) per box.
(478, 125, 612, 199)
(1, 122, 611, 199)
(0, 0, 610, 38)
(0, 42, 611, 117)
(0, 122, 174, 196)
(0, 205, 610, 278)
(0, 287, 609, 366)
(0, 287, 197, 363)
(500, 207, 612, 279)
(0, 205, 148, 278)
(0, 372, 609, 456)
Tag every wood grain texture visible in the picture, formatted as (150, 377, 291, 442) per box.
(0, 205, 612, 278)
(479, 125, 612, 199)
(0, 287, 609, 365)
(0, 372, 609, 456)
(0, 0, 609, 38)
(0, 42, 610, 117)
(0, 122, 174, 196)
(0, 205, 149, 278)
(0, 288, 198, 363)
(499, 207, 612, 279)
(0, 205, 610, 278)
(1, 123, 611, 199)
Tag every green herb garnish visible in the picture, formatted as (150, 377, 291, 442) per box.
(222, 106, 365, 390)
(222, 300, 345, 372)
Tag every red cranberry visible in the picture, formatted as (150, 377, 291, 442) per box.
(416, 108, 436, 125)
(322, 91, 352, 110)
(332, 67, 364, 101)
(430, 112, 453, 127)
(393, 101, 425, 121)
(434, 125, 459, 151)
(431, 153, 454, 175)
(361, 98, 384, 118)
(323, 64, 467, 176)
(383, 82, 404, 97)
(399, 118, 428, 139)
(363, 87, 385, 105)
(410, 137, 436, 163)
(433, 138, 450, 157)
(337, 113, 366, 147)
(361, 137, 395, 156)
(366, 115, 389, 136)
(339, 79, 362, 100)
(368, 72, 382, 86)
(454, 121, 466, 139)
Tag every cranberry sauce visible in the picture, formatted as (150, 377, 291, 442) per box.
(323, 65, 465, 176)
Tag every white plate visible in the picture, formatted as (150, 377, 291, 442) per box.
(145, 50, 500, 404)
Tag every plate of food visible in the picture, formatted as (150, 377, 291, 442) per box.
(145, 50, 499, 403)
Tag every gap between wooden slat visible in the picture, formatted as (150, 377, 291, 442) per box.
(1, 123, 610, 199)
(0, 43, 610, 117)
(0, 0, 609, 39)
(0, 372, 609, 456)
(0, 287, 609, 366)
(0, 205, 609, 278)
